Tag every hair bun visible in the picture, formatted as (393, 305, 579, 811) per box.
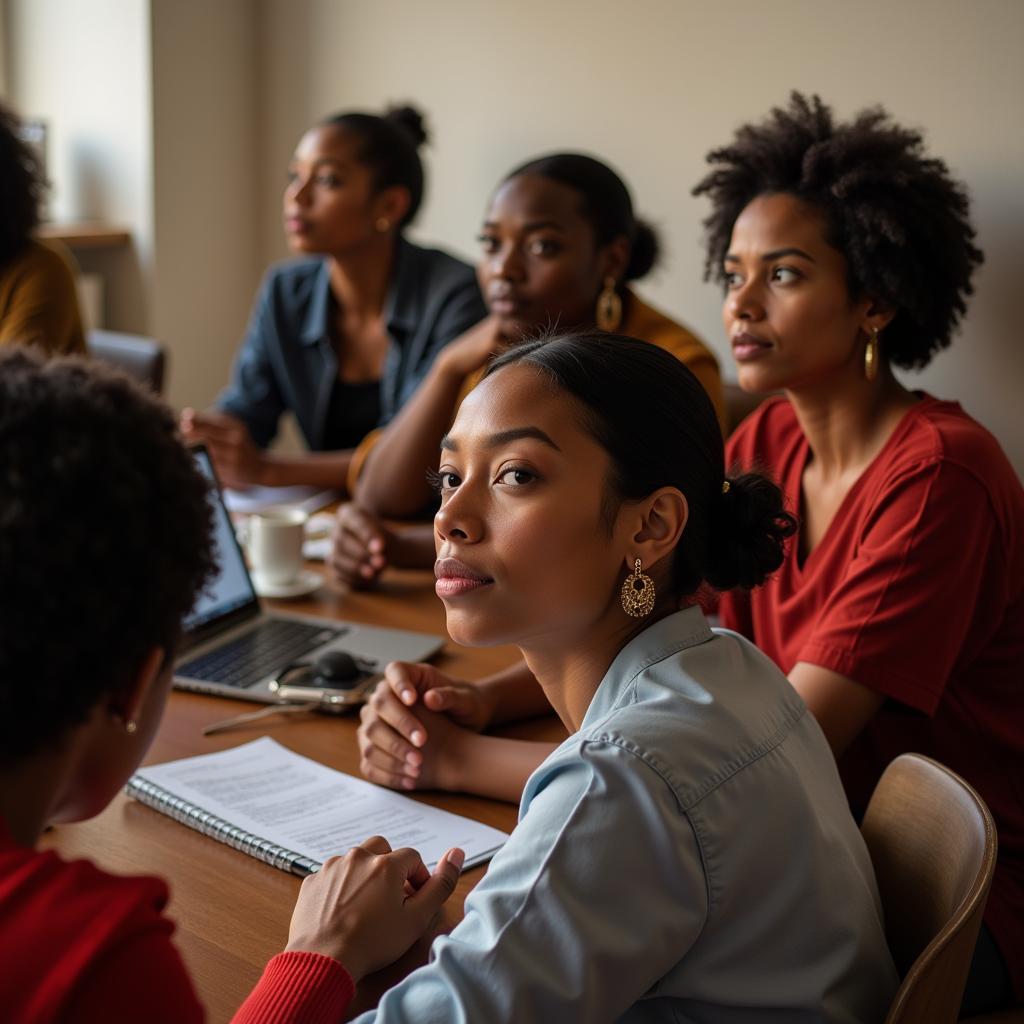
(385, 104, 429, 149)
(624, 218, 661, 281)
(705, 472, 797, 591)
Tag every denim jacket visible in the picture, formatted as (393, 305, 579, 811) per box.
(217, 239, 485, 449)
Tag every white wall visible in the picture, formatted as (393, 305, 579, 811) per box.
(259, 0, 1024, 474)
(4, 0, 153, 333)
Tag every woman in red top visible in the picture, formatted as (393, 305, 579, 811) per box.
(0, 348, 461, 1023)
(694, 93, 1023, 1013)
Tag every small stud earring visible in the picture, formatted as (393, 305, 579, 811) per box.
(125, 719, 138, 735)
(375, 217, 391, 233)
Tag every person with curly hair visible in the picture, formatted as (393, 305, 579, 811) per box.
(0, 348, 463, 1022)
(0, 102, 85, 355)
(694, 92, 1024, 1013)
(181, 104, 486, 492)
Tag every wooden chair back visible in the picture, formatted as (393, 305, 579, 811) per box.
(861, 753, 997, 1024)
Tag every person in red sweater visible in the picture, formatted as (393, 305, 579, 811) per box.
(0, 347, 462, 1023)
(693, 92, 1023, 1014)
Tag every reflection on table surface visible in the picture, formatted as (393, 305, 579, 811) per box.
(41, 564, 565, 1022)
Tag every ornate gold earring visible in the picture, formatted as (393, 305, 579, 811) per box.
(621, 558, 655, 618)
(375, 217, 391, 233)
(864, 326, 880, 382)
(596, 277, 622, 332)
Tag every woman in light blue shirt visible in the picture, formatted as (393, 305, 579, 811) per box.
(281, 333, 898, 1021)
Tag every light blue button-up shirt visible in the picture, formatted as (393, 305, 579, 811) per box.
(354, 607, 898, 1023)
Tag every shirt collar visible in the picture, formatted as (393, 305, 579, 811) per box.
(580, 605, 715, 731)
(298, 239, 417, 347)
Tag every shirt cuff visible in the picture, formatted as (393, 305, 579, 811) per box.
(232, 950, 354, 1023)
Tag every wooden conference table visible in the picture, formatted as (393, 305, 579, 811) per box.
(40, 563, 565, 1022)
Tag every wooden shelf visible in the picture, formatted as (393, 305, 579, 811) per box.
(37, 222, 131, 250)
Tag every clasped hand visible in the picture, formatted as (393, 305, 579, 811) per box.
(358, 662, 494, 792)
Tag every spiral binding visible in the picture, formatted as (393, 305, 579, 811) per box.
(126, 776, 320, 877)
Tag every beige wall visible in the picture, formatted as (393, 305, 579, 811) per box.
(259, 0, 1024, 474)
(5, 0, 153, 333)
(150, 0, 262, 411)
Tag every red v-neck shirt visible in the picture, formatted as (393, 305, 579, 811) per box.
(721, 394, 1024, 998)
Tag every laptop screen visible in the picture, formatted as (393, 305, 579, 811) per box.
(183, 447, 259, 632)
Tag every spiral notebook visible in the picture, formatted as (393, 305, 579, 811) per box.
(126, 737, 509, 876)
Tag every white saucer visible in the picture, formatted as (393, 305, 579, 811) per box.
(252, 568, 323, 599)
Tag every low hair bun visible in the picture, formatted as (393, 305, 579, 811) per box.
(385, 104, 429, 149)
(624, 218, 660, 281)
(705, 472, 797, 591)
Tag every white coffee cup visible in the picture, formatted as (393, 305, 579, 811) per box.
(247, 508, 307, 586)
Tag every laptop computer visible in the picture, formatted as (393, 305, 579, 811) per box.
(174, 446, 444, 703)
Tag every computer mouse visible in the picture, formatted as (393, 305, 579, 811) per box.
(313, 650, 361, 685)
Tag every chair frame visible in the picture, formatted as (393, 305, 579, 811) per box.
(861, 753, 997, 1024)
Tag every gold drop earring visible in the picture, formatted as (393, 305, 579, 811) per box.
(596, 277, 622, 332)
(621, 558, 655, 618)
(864, 326, 880, 382)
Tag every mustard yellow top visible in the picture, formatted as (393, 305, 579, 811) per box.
(0, 240, 86, 356)
(347, 289, 724, 492)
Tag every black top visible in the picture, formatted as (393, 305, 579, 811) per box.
(323, 376, 383, 451)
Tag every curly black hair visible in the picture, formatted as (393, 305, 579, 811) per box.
(0, 348, 216, 765)
(0, 102, 45, 267)
(693, 92, 984, 370)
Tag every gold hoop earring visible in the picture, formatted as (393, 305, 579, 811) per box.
(596, 277, 622, 332)
(621, 558, 655, 618)
(864, 327, 880, 382)
(375, 217, 391, 233)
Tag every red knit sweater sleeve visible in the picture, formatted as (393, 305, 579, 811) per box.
(232, 951, 355, 1023)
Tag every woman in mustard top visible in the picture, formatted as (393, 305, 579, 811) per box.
(0, 103, 85, 357)
(331, 152, 722, 584)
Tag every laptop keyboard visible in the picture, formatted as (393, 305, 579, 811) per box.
(179, 619, 345, 690)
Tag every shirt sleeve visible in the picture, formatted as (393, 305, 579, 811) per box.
(65, 920, 205, 1023)
(798, 458, 999, 714)
(232, 951, 355, 1023)
(217, 274, 287, 448)
(351, 740, 708, 1023)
